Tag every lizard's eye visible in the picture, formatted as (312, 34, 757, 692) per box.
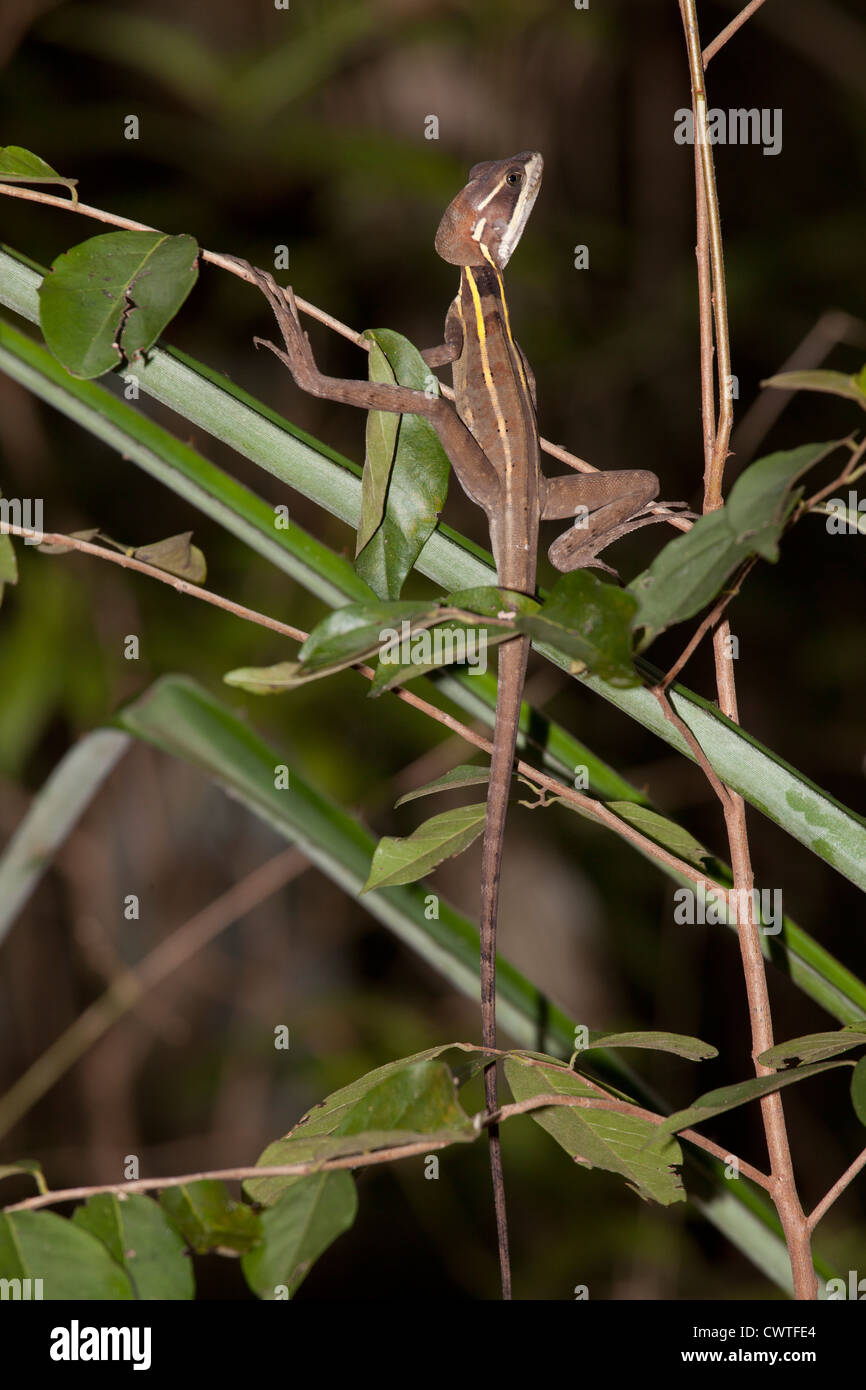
(506, 170, 522, 186)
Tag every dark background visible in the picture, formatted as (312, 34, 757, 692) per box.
(0, 0, 864, 1299)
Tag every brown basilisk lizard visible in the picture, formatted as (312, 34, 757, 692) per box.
(249, 152, 668, 1299)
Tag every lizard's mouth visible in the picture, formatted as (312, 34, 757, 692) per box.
(497, 151, 544, 268)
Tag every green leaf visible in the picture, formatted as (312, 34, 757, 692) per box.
(762, 369, 866, 409)
(133, 531, 206, 583)
(395, 763, 492, 807)
(0, 1210, 133, 1299)
(246, 1053, 479, 1206)
(607, 802, 710, 868)
(758, 1023, 866, 1068)
(241, 1172, 357, 1299)
(654, 1060, 853, 1143)
(516, 570, 639, 687)
(630, 442, 841, 638)
(370, 620, 508, 695)
(851, 1057, 866, 1128)
(504, 1055, 684, 1206)
(0, 145, 77, 200)
(363, 802, 488, 890)
(298, 597, 435, 670)
(354, 329, 450, 600)
(159, 1181, 261, 1255)
(0, 1159, 47, 1193)
(725, 440, 843, 561)
(39, 230, 199, 379)
(72, 1193, 194, 1300)
(356, 336, 399, 552)
(582, 1031, 717, 1061)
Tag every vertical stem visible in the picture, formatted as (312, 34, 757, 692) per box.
(677, 0, 816, 1299)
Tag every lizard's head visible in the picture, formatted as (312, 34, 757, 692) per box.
(435, 151, 543, 271)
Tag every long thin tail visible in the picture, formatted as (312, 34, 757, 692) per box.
(480, 632, 529, 1302)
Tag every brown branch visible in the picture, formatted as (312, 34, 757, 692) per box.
(679, 0, 814, 1299)
(650, 684, 735, 814)
(3, 524, 307, 642)
(807, 1144, 866, 1233)
(659, 557, 757, 689)
(0, 849, 307, 1141)
(703, 0, 769, 67)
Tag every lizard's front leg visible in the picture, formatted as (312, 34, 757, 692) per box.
(248, 266, 501, 513)
(543, 469, 662, 571)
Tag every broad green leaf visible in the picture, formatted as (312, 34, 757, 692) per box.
(224, 660, 325, 693)
(851, 1057, 866, 1128)
(517, 570, 639, 687)
(654, 1060, 853, 1143)
(0, 1159, 46, 1192)
(762, 369, 866, 409)
(725, 440, 843, 561)
(159, 1180, 261, 1255)
(241, 1172, 357, 1299)
(0, 145, 77, 200)
(504, 1055, 684, 1206)
(356, 335, 399, 552)
(758, 1024, 866, 1068)
(72, 1193, 194, 1300)
(370, 619, 510, 694)
(448, 586, 539, 618)
(395, 762, 491, 807)
(354, 329, 449, 600)
(631, 442, 843, 638)
(0, 1210, 133, 1299)
(363, 802, 487, 890)
(247, 1059, 476, 1205)
(581, 1031, 717, 1061)
(298, 597, 434, 670)
(133, 531, 206, 583)
(607, 802, 710, 868)
(39, 230, 199, 379)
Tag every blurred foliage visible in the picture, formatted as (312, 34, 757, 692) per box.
(0, 0, 864, 1299)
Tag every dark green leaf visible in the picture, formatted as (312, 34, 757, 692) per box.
(0, 145, 77, 200)
(159, 1180, 261, 1255)
(363, 803, 487, 889)
(246, 1054, 477, 1207)
(607, 802, 710, 867)
(354, 329, 450, 600)
(0, 498, 18, 607)
(762, 370, 866, 409)
(758, 1024, 866, 1068)
(583, 1031, 717, 1061)
(629, 442, 841, 639)
(298, 597, 435, 671)
(516, 570, 639, 687)
(504, 1055, 684, 1205)
(369, 619, 509, 694)
(356, 336, 399, 552)
(133, 531, 206, 583)
(654, 1060, 852, 1143)
(0, 1210, 133, 1299)
(39, 230, 199, 379)
(241, 1172, 357, 1299)
(395, 763, 491, 807)
(72, 1193, 194, 1300)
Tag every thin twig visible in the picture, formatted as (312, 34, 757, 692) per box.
(650, 684, 735, 814)
(807, 1145, 866, 1233)
(0, 849, 307, 1141)
(703, 0, 769, 67)
(658, 557, 757, 689)
(3, 524, 307, 642)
